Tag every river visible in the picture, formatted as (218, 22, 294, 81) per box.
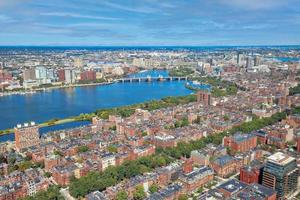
(0, 70, 205, 142)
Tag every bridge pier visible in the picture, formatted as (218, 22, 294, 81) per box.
(116, 76, 188, 83)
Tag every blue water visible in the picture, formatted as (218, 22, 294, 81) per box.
(274, 57, 300, 62)
(0, 71, 195, 141)
(1, 121, 92, 142)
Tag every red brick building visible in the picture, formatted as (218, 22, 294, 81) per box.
(0, 70, 12, 82)
(211, 155, 237, 178)
(196, 91, 211, 106)
(182, 158, 193, 174)
(240, 165, 263, 184)
(297, 133, 300, 152)
(57, 69, 65, 82)
(153, 135, 177, 148)
(223, 133, 257, 153)
(180, 166, 214, 193)
(14, 122, 40, 152)
(52, 165, 76, 186)
(80, 70, 96, 81)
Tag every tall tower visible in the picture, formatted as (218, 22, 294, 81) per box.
(297, 133, 300, 152)
(262, 152, 298, 199)
(15, 122, 40, 152)
(237, 51, 243, 66)
(196, 90, 211, 106)
(254, 56, 261, 66)
(246, 57, 253, 71)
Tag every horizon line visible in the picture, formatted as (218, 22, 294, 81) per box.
(0, 44, 299, 48)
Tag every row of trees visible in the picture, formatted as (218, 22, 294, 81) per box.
(69, 154, 173, 197)
(71, 95, 197, 122)
(94, 95, 197, 120)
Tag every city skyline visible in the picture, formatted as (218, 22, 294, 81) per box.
(0, 0, 300, 46)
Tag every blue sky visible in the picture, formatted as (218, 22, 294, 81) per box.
(0, 0, 299, 46)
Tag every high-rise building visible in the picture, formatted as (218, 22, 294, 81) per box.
(23, 69, 36, 81)
(80, 70, 96, 81)
(35, 66, 47, 80)
(297, 133, 300, 152)
(254, 55, 261, 66)
(262, 152, 298, 199)
(46, 68, 55, 81)
(237, 52, 244, 66)
(246, 56, 254, 71)
(58, 69, 66, 82)
(196, 90, 211, 106)
(0, 70, 12, 83)
(14, 122, 40, 152)
(35, 66, 50, 84)
(65, 69, 76, 84)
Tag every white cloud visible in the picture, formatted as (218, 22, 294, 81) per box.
(0, 0, 30, 8)
(0, 14, 16, 23)
(40, 12, 120, 21)
(102, 1, 158, 13)
(218, 0, 290, 10)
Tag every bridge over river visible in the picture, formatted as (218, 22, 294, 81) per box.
(115, 75, 188, 83)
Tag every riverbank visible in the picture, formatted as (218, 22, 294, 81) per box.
(0, 94, 197, 137)
(0, 117, 79, 135)
(0, 81, 114, 97)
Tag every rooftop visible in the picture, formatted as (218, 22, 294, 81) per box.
(232, 133, 255, 143)
(267, 152, 295, 166)
(214, 155, 234, 166)
(218, 179, 248, 194)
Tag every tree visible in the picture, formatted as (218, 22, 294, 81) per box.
(108, 145, 118, 153)
(223, 115, 229, 121)
(53, 150, 63, 157)
(178, 194, 188, 200)
(77, 145, 89, 153)
(149, 184, 159, 194)
(44, 172, 52, 178)
(18, 161, 33, 171)
(115, 190, 128, 200)
(0, 154, 6, 163)
(133, 185, 146, 200)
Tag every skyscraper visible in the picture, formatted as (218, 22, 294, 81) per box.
(237, 52, 244, 66)
(196, 90, 211, 106)
(262, 152, 298, 199)
(254, 55, 261, 66)
(64, 68, 76, 84)
(246, 56, 253, 71)
(297, 132, 300, 152)
(23, 69, 36, 81)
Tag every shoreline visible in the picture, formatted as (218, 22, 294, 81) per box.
(0, 93, 196, 137)
(0, 81, 114, 97)
(0, 117, 81, 136)
(0, 69, 195, 136)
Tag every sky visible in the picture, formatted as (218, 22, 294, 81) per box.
(0, 0, 299, 46)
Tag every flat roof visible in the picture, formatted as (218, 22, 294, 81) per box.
(267, 152, 295, 166)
